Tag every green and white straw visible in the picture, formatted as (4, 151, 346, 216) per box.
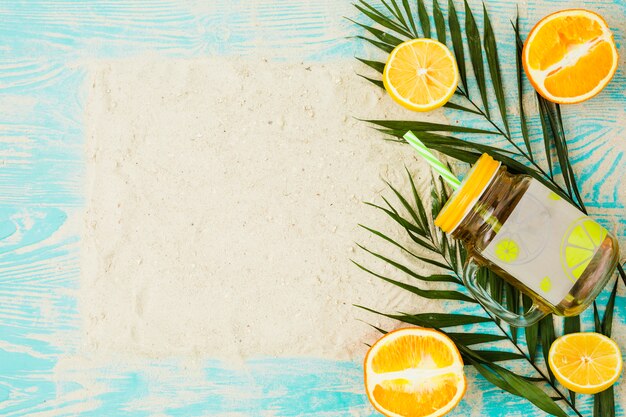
(403, 131, 461, 190)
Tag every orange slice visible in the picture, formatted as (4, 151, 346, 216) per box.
(548, 332, 623, 394)
(522, 9, 618, 104)
(364, 327, 466, 417)
(383, 39, 459, 112)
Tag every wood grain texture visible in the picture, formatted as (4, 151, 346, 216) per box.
(0, 0, 623, 415)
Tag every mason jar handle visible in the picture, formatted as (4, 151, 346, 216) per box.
(463, 256, 546, 327)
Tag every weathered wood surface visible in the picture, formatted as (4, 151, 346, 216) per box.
(0, 0, 623, 415)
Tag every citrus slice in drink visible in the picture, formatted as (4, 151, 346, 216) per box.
(522, 9, 618, 104)
(383, 39, 459, 112)
(560, 217, 607, 282)
(364, 327, 465, 417)
(491, 194, 549, 265)
(495, 239, 520, 263)
(548, 332, 623, 394)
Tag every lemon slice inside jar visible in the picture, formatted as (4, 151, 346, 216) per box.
(561, 218, 607, 282)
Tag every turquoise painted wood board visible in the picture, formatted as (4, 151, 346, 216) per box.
(0, 0, 624, 416)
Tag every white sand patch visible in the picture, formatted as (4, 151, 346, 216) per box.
(81, 58, 452, 361)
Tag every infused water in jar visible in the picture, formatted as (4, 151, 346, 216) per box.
(435, 154, 620, 327)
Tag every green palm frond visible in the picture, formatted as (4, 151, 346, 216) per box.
(432, 0, 446, 43)
(357, 172, 576, 416)
(463, 0, 489, 116)
(350, 1, 625, 415)
(447, 0, 466, 91)
(513, 15, 533, 160)
(593, 277, 620, 415)
(483, 4, 509, 135)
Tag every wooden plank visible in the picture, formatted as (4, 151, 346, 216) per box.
(0, 0, 623, 415)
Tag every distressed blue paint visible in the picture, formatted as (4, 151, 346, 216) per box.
(7, 357, 599, 417)
(0, 0, 624, 416)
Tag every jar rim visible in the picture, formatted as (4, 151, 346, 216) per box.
(434, 153, 501, 233)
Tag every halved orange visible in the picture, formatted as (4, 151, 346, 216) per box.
(522, 9, 618, 104)
(548, 332, 623, 394)
(364, 327, 466, 417)
(383, 39, 459, 112)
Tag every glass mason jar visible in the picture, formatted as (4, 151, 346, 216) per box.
(435, 154, 620, 327)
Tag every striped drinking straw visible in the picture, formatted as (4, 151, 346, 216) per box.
(403, 131, 461, 190)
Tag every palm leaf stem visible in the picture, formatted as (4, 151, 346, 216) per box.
(618, 265, 626, 286)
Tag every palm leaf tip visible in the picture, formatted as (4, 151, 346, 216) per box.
(353, 35, 396, 53)
(447, 0, 467, 92)
(432, 0, 446, 44)
(355, 56, 386, 74)
(355, 0, 416, 38)
(382, 0, 410, 31)
(416, 0, 431, 38)
(400, 0, 418, 34)
(348, 17, 404, 46)
(463, 0, 489, 117)
(482, 3, 509, 135)
(513, 15, 533, 159)
(357, 73, 385, 89)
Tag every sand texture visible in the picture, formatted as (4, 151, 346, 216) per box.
(82, 58, 450, 361)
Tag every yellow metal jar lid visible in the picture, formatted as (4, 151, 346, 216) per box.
(434, 153, 501, 233)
